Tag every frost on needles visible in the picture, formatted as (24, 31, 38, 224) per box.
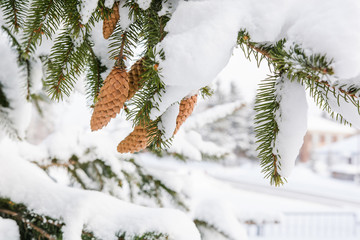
(0, 0, 360, 239)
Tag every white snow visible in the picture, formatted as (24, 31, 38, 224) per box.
(79, 0, 99, 24)
(0, 218, 19, 240)
(185, 100, 245, 130)
(29, 58, 44, 94)
(188, 172, 249, 240)
(274, 78, 308, 177)
(0, 140, 201, 240)
(169, 130, 202, 161)
(150, 86, 191, 120)
(158, 0, 243, 107)
(207, 162, 360, 211)
(0, 31, 32, 139)
(285, 0, 360, 80)
(158, 0, 178, 16)
(136, 154, 360, 240)
(170, 130, 229, 161)
(158, 102, 179, 140)
(119, 1, 133, 30)
(155, 0, 360, 137)
(137, 0, 152, 10)
(104, 0, 115, 9)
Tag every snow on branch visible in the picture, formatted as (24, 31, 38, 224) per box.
(184, 101, 246, 130)
(255, 76, 308, 185)
(0, 141, 201, 240)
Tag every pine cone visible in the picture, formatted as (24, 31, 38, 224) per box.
(127, 58, 146, 100)
(117, 125, 149, 153)
(90, 68, 129, 131)
(174, 95, 198, 135)
(103, 2, 120, 39)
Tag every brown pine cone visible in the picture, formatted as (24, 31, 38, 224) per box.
(127, 58, 146, 100)
(90, 68, 129, 131)
(117, 125, 149, 153)
(173, 95, 198, 135)
(103, 2, 120, 39)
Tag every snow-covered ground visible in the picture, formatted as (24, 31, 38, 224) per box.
(137, 154, 360, 240)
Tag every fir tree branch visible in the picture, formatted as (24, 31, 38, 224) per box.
(111, 2, 171, 150)
(0, 82, 20, 139)
(126, 49, 168, 150)
(199, 86, 214, 99)
(238, 32, 359, 102)
(22, 0, 63, 56)
(0, 107, 20, 140)
(254, 75, 285, 186)
(45, 31, 91, 100)
(34, 155, 122, 191)
(142, 1, 169, 49)
(126, 159, 188, 210)
(0, 82, 10, 109)
(1, 26, 22, 61)
(0, 209, 56, 240)
(1, 25, 33, 100)
(45, 34, 74, 99)
(194, 219, 232, 240)
(1, 198, 158, 240)
(62, 0, 100, 37)
(0, 0, 28, 32)
(0, 198, 64, 239)
(117, 231, 168, 240)
(109, 25, 138, 62)
(239, 30, 359, 185)
(114, 31, 129, 68)
(238, 31, 359, 122)
(25, 60, 31, 100)
(86, 45, 106, 104)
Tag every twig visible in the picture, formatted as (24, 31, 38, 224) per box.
(115, 31, 127, 68)
(243, 40, 359, 100)
(0, 209, 56, 240)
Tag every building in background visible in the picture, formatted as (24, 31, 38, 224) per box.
(299, 116, 357, 163)
(314, 134, 360, 181)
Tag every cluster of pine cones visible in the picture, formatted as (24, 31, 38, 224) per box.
(91, 2, 197, 154)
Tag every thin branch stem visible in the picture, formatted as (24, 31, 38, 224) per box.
(244, 40, 359, 100)
(0, 209, 56, 240)
(10, 0, 20, 29)
(88, 45, 102, 98)
(115, 31, 127, 68)
(24, 0, 54, 54)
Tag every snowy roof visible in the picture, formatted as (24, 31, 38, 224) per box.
(315, 134, 360, 156)
(307, 116, 358, 134)
(330, 164, 360, 175)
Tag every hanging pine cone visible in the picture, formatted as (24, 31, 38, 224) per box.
(173, 95, 198, 135)
(103, 2, 120, 39)
(127, 58, 146, 100)
(117, 125, 149, 153)
(90, 68, 129, 131)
